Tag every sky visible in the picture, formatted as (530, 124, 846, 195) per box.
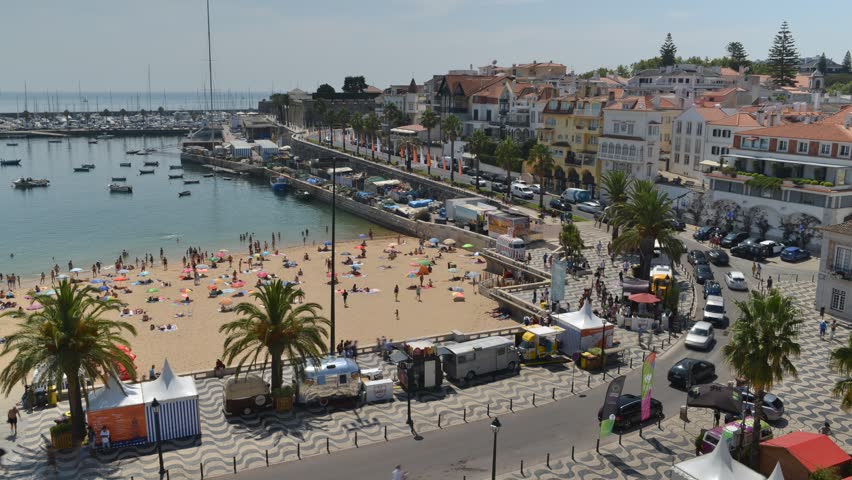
(2, 0, 851, 95)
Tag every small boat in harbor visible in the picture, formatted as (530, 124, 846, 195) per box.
(145, 148, 156, 152)
(12, 177, 49, 188)
(88, 140, 98, 144)
(48, 139, 63, 143)
(73, 167, 91, 172)
(296, 190, 312, 200)
(202, 173, 214, 178)
(139, 169, 155, 175)
(136, 151, 150, 156)
(81, 163, 95, 169)
(126, 149, 140, 155)
(6, 142, 18, 146)
(108, 183, 133, 193)
(0, 159, 22, 166)
(143, 160, 159, 167)
(222, 177, 233, 181)
(168, 174, 184, 179)
(178, 191, 191, 197)
(111, 176, 127, 182)
(119, 162, 132, 167)
(269, 176, 289, 192)
(183, 179, 200, 185)
(96, 133, 115, 139)
(169, 165, 183, 170)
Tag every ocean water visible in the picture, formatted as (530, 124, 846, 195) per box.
(0, 136, 387, 278)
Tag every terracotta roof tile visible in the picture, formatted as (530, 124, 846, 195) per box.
(708, 112, 761, 127)
(693, 107, 738, 122)
(734, 122, 852, 142)
(821, 220, 852, 235)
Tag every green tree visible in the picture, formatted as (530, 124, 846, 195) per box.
(342, 76, 368, 93)
(220, 281, 329, 391)
(314, 98, 328, 143)
(0, 280, 138, 446)
(526, 143, 554, 214)
(419, 109, 440, 176)
(382, 103, 403, 129)
(363, 112, 381, 161)
(495, 137, 520, 192)
(723, 289, 802, 466)
(726, 42, 749, 71)
(157, 106, 165, 116)
(269, 93, 291, 124)
(767, 21, 799, 87)
(100, 109, 110, 117)
(518, 138, 538, 160)
(829, 334, 852, 411)
(442, 115, 462, 182)
(612, 181, 685, 279)
(559, 222, 585, 264)
(660, 33, 677, 67)
(316, 83, 336, 97)
(63, 109, 71, 118)
(599, 169, 634, 241)
(616, 65, 630, 77)
(468, 129, 490, 190)
(817, 53, 828, 74)
(810, 468, 841, 480)
(842, 50, 852, 73)
(118, 108, 126, 118)
(349, 112, 364, 156)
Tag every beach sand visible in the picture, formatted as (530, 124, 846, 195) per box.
(0, 235, 513, 378)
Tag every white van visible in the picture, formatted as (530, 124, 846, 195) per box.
(702, 295, 726, 328)
(496, 234, 526, 261)
(511, 183, 534, 199)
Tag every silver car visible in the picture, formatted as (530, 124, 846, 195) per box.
(685, 321, 715, 350)
(739, 390, 785, 421)
(577, 201, 603, 214)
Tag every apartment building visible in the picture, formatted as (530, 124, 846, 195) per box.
(816, 221, 852, 321)
(669, 106, 737, 178)
(539, 96, 607, 191)
(376, 79, 428, 124)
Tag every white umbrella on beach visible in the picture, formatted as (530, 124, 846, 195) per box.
(117, 269, 130, 274)
(56, 274, 70, 280)
(70, 268, 84, 273)
(443, 239, 456, 246)
(196, 264, 210, 270)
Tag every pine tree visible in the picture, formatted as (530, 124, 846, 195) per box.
(726, 42, 749, 71)
(767, 21, 799, 87)
(817, 53, 828, 74)
(843, 51, 852, 73)
(660, 33, 677, 67)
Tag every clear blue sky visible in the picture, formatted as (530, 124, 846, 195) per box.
(2, 0, 850, 94)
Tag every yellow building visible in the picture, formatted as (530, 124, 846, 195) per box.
(538, 96, 607, 193)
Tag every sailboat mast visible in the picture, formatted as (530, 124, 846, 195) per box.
(206, 0, 214, 112)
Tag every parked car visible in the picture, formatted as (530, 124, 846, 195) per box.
(529, 184, 542, 194)
(491, 182, 509, 193)
(694, 226, 720, 241)
(707, 249, 729, 266)
(702, 295, 727, 328)
(668, 358, 716, 388)
(760, 240, 785, 256)
(549, 198, 572, 211)
(694, 264, 715, 285)
(703, 281, 722, 300)
(510, 183, 535, 199)
(470, 178, 488, 187)
(479, 172, 495, 181)
(578, 201, 603, 214)
(492, 174, 508, 185)
(737, 389, 785, 421)
(687, 250, 709, 266)
(724, 271, 748, 291)
(780, 246, 811, 262)
(670, 218, 686, 231)
(730, 243, 765, 260)
(720, 232, 750, 248)
(685, 321, 715, 350)
(596, 394, 664, 430)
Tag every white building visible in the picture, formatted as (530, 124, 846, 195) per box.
(376, 79, 428, 124)
(816, 221, 852, 321)
(669, 106, 736, 178)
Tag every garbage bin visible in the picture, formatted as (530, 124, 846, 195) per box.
(680, 405, 689, 422)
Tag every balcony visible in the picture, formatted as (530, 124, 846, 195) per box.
(829, 265, 852, 281)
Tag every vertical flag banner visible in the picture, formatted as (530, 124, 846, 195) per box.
(640, 351, 656, 421)
(458, 156, 463, 176)
(599, 375, 626, 439)
(427, 150, 432, 167)
(550, 259, 566, 302)
(413, 147, 419, 165)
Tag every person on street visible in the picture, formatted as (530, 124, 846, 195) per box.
(392, 465, 407, 480)
(7, 406, 20, 434)
(394, 284, 399, 302)
(830, 319, 837, 341)
(342, 290, 349, 308)
(820, 319, 827, 340)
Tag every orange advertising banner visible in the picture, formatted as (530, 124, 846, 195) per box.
(87, 404, 148, 445)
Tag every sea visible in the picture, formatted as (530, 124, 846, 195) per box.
(0, 136, 388, 279)
(0, 91, 269, 114)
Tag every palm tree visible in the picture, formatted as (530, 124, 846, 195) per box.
(468, 129, 489, 191)
(612, 181, 685, 279)
(349, 112, 364, 156)
(442, 115, 462, 182)
(336, 109, 350, 153)
(269, 93, 291, 124)
(496, 137, 520, 193)
(559, 222, 585, 264)
(364, 113, 381, 161)
(314, 99, 328, 143)
(420, 109, 440, 175)
(599, 170, 634, 241)
(830, 334, 852, 411)
(526, 143, 555, 214)
(0, 280, 138, 446)
(324, 109, 339, 149)
(723, 289, 802, 464)
(220, 280, 330, 391)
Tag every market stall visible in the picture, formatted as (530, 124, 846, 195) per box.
(396, 340, 443, 392)
(142, 359, 201, 442)
(759, 432, 851, 479)
(86, 378, 148, 447)
(671, 438, 764, 480)
(551, 302, 614, 357)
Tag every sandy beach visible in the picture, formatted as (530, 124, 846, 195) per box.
(0, 234, 512, 378)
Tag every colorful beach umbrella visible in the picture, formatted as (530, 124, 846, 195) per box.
(98, 286, 110, 292)
(354, 245, 365, 250)
(117, 269, 130, 274)
(429, 237, 440, 244)
(324, 241, 333, 246)
(146, 287, 159, 293)
(462, 244, 474, 249)
(207, 284, 218, 290)
(70, 267, 84, 273)
(359, 234, 368, 239)
(417, 259, 431, 266)
(219, 298, 233, 306)
(262, 251, 270, 256)
(442, 239, 456, 246)
(448, 268, 459, 273)
(257, 271, 269, 278)
(113, 276, 128, 282)
(196, 264, 209, 270)
(209, 257, 220, 262)
(138, 271, 150, 276)
(231, 281, 245, 288)
(90, 279, 106, 284)
(27, 302, 44, 310)
(213, 278, 224, 284)
(179, 288, 193, 293)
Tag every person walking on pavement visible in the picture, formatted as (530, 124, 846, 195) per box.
(819, 319, 827, 340)
(830, 319, 837, 341)
(7, 406, 20, 434)
(342, 290, 349, 308)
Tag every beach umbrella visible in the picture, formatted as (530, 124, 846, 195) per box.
(138, 271, 150, 276)
(209, 257, 220, 263)
(221, 288, 235, 294)
(262, 251, 270, 256)
(98, 286, 110, 292)
(179, 288, 193, 293)
(340, 251, 352, 256)
(70, 267, 84, 273)
(35, 290, 56, 296)
(418, 265, 430, 276)
(113, 276, 128, 282)
(182, 267, 192, 273)
(462, 244, 474, 249)
(218, 249, 229, 253)
(27, 302, 44, 311)
(429, 237, 440, 244)
(195, 264, 209, 270)
(354, 245, 365, 250)
(359, 233, 368, 239)
(324, 240, 333, 246)
(56, 274, 69, 280)
(406, 272, 417, 278)
(417, 259, 431, 266)
(117, 269, 129, 274)
(443, 238, 456, 246)
(5, 292, 14, 298)
(196, 268, 208, 273)
(351, 264, 361, 270)
(213, 278, 225, 284)
(448, 268, 459, 273)
(452, 292, 465, 300)
(146, 287, 159, 293)
(207, 284, 218, 290)
(231, 281, 245, 288)
(219, 298, 233, 306)
(257, 271, 268, 278)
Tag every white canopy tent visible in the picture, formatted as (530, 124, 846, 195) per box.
(86, 378, 149, 446)
(670, 438, 765, 480)
(767, 463, 785, 480)
(88, 377, 144, 411)
(551, 302, 614, 357)
(142, 359, 201, 442)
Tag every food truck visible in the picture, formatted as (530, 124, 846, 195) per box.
(649, 265, 673, 297)
(297, 356, 363, 406)
(441, 337, 520, 383)
(396, 340, 444, 392)
(517, 325, 564, 362)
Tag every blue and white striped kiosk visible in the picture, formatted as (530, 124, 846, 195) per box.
(142, 359, 201, 442)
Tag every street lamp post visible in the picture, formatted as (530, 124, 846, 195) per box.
(329, 155, 337, 353)
(490, 417, 501, 480)
(151, 398, 166, 475)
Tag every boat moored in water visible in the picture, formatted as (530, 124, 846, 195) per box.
(73, 167, 91, 172)
(169, 165, 183, 170)
(88, 140, 98, 144)
(143, 160, 159, 167)
(119, 162, 132, 167)
(96, 134, 114, 139)
(178, 190, 191, 197)
(0, 159, 22, 166)
(81, 163, 95, 169)
(48, 139, 63, 143)
(6, 142, 19, 146)
(108, 183, 133, 193)
(12, 177, 50, 188)
(111, 176, 127, 181)
(139, 169, 155, 175)
(270, 176, 289, 192)
(168, 174, 184, 179)
(183, 179, 200, 184)
(126, 150, 140, 155)
(202, 173, 214, 178)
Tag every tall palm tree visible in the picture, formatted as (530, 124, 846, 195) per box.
(612, 181, 685, 279)
(324, 109, 340, 149)
(723, 289, 802, 465)
(526, 143, 555, 214)
(442, 115, 463, 182)
(269, 93, 291, 124)
(496, 137, 520, 192)
(220, 280, 329, 391)
(420, 109, 440, 175)
(0, 280, 138, 446)
(830, 334, 852, 411)
(314, 99, 328, 143)
(364, 113, 381, 161)
(599, 170, 634, 241)
(468, 129, 489, 191)
(336, 109, 350, 153)
(349, 112, 364, 156)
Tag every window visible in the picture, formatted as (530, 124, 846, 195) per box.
(836, 246, 852, 272)
(684, 154, 690, 165)
(797, 141, 809, 153)
(841, 145, 851, 157)
(831, 288, 846, 312)
(496, 347, 506, 356)
(674, 153, 680, 164)
(339, 374, 348, 385)
(685, 138, 692, 153)
(589, 136, 598, 145)
(676, 121, 682, 134)
(486, 110, 492, 122)
(627, 124, 634, 135)
(819, 143, 832, 156)
(473, 110, 479, 121)
(778, 139, 788, 152)
(674, 137, 681, 152)
(712, 128, 720, 137)
(695, 140, 702, 154)
(686, 121, 692, 135)
(646, 164, 652, 177)
(711, 146, 719, 155)
(696, 123, 703, 136)
(457, 355, 468, 364)
(722, 130, 731, 138)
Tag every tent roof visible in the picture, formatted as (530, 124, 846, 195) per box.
(552, 302, 610, 331)
(88, 377, 144, 411)
(762, 432, 850, 472)
(767, 463, 785, 480)
(671, 438, 764, 480)
(141, 359, 198, 402)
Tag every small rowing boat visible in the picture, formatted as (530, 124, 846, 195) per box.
(183, 179, 200, 185)
(108, 183, 133, 193)
(13, 177, 49, 188)
(139, 169, 155, 175)
(222, 177, 233, 181)
(119, 162, 132, 167)
(81, 163, 95, 169)
(88, 140, 98, 144)
(48, 139, 63, 144)
(6, 142, 19, 146)
(143, 160, 159, 167)
(169, 165, 183, 170)
(202, 174, 214, 178)
(126, 149, 139, 154)
(111, 176, 127, 182)
(168, 174, 184, 179)
(178, 191, 191, 197)
(0, 159, 22, 166)
(73, 167, 91, 172)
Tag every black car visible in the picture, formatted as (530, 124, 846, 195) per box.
(693, 226, 719, 241)
(730, 243, 765, 260)
(687, 250, 709, 266)
(707, 249, 729, 266)
(479, 172, 495, 181)
(492, 174, 508, 184)
(670, 218, 686, 231)
(491, 182, 509, 193)
(668, 358, 716, 388)
(720, 232, 750, 248)
(694, 264, 715, 284)
(549, 198, 572, 211)
(596, 394, 664, 430)
(703, 280, 722, 299)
